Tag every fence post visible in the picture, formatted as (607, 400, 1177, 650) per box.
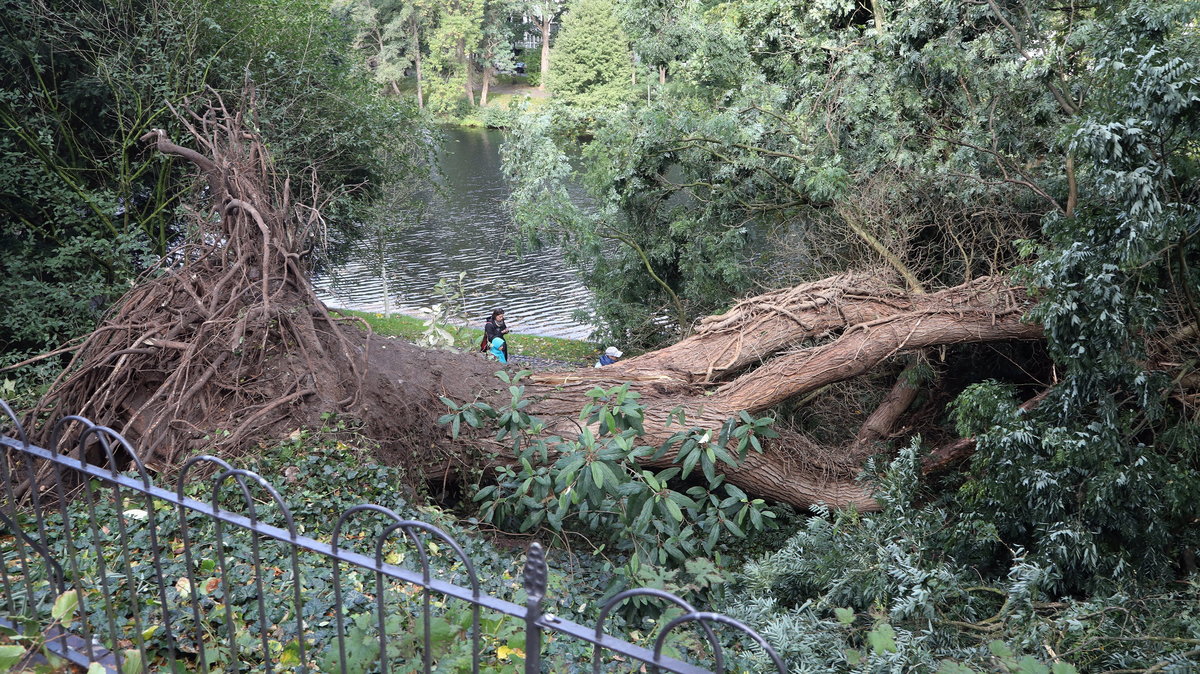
(522, 542, 547, 674)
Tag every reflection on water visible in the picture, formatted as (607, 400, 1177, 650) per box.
(314, 127, 594, 340)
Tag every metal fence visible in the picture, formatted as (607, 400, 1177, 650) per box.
(0, 401, 787, 673)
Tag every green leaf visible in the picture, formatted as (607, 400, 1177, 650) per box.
(867, 623, 898, 654)
(635, 497, 655, 531)
(52, 589, 79, 622)
(844, 648, 862, 665)
(120, 650, 143, 674)
(590, 461, 605, 489)
(988, 641, 1014, 658)
(702, 454, 717, 484)
(666, 491, 698, 509)
(87, 663, 107, 674)
(279, 639, 302, 666)
(680, 446, 700, 478)
(712, 444, 737, 467)
(0, 646, 25, 672)
(834, 607, 855, 625)
(723, 518, 744, 537)
(664, 498, 684, 522)
(643, 471, 661, 491)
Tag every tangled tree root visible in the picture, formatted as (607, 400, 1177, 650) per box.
(27, 91, 369, 471)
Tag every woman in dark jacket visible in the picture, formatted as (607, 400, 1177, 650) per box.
(484, 309, 510, 359)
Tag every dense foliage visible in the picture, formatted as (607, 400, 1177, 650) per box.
(546, 0, 634, 108)
(501, 0, 1200, 668)
(441, 371, 780, 600)
(337, 0, 563, 114)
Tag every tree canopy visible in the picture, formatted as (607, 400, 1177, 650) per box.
(547, 0, 633, 108)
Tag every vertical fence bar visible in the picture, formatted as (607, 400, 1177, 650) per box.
(0, 451, 23, 617)
(178, 455, 234, 673)
(522, 542, 547, 674)
(0, 403, 21, 619)
(88, 431, 151, 670)
(0, 445, 38, 618)
(49, 416, 102, 664)
(76, 445, 126, 671)
(211, 483, 243, 672)
(214, 469, 277, 674)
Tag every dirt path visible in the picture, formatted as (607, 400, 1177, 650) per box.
(486, 82, 547, 99)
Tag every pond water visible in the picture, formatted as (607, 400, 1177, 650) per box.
(313, 127, 595, 340)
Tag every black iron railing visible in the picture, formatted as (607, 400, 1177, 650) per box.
(0, 400, 786, 673)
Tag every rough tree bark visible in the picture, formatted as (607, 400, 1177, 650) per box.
(523, 274, 1042, 510)
(538, 14, 551, 90)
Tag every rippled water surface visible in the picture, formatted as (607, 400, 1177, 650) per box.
(314, 127, 594, 340)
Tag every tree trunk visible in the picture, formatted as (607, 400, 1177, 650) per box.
(464, 50, 476, 106)
(539, 18, 551, 91)
(659, 65, 666, 85)
(520, 274, 1042, 511)
(480, 64, 492, 107)
(413, 22, 424, 110)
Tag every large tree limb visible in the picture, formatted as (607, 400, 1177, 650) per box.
(578, 275, 1029, 387)
(711, 301, 1041, 412)
(525, 275, 1044, 511)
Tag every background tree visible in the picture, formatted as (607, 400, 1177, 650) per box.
(619, 0, 699, 86)
(425, 0, 485, 112)
(547, 0, 633, 109)
(477, 0, 524, 106)
(524, 0, 567, 92)
(337, 0, 439, 108)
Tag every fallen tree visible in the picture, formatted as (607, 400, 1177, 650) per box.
(18, 100, 1048, 512)
(523, 276, 1043, 509)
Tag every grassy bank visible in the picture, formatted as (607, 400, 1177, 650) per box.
(339, 309, 597, 364)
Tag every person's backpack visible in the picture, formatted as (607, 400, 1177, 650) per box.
(480, 334, 489, 352)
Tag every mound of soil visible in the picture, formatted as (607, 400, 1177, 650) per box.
(355, 332, 506, 467)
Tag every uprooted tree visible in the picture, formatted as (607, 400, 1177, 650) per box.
(18, 100, 1049, 511)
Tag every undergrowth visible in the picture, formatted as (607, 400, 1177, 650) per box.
(723, 442, 1200, 672)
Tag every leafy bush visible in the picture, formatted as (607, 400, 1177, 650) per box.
(725, 442, 1200, 672)
(441, 373, 779, 603)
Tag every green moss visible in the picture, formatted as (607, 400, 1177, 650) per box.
(337, 309, 598, 364)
